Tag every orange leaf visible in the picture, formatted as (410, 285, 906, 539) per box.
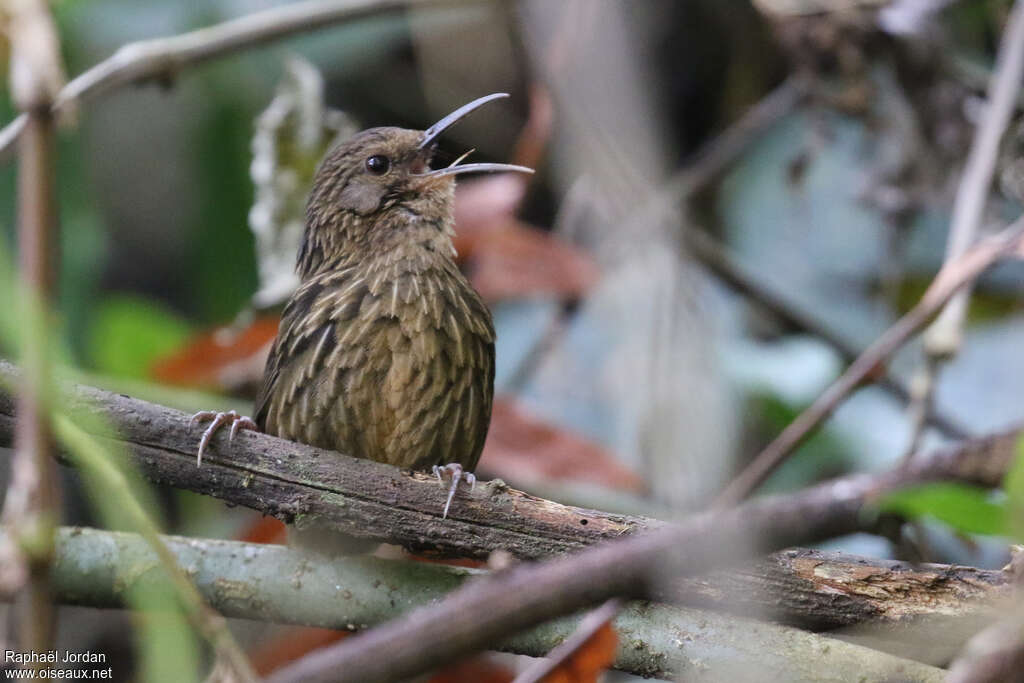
(428, 657, 515, 683)
(540, 621, 617, 683)
(467, 221, 599, 302)
(479, 398, 646, 494)
(453, 174, 530, 259)
(237, 516, 286, 545)
(150, 316, 278, 392)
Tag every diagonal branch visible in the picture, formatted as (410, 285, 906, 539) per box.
(924, 0, 1024, 359)
(900, 0, 1024, 461)
(0, 0, 472, 161)
(31, 527, 965, 682)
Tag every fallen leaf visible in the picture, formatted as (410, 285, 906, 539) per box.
(150, 316, 277, 393)
(539, 621, 617, 683)
(237, 516, 286, 545)
(428, 658, 515, 683)
(465, 221, 600, 303)
(450, 84, 597, 303)
(480, 398, 646, 494)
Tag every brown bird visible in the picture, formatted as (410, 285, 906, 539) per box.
(191, 93, 533, 521)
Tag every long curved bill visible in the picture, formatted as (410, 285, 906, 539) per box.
(420, 162, 534, 178)
(417, 93, 534, 177)
(419, 93, 510, 149)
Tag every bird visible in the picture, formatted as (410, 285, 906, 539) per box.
(190, 93, 533, 525)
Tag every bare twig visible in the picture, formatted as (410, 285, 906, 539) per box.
(714, 219, 1024, 506)
(672, 76, 809, 199)
(0, 0, 64, 667)
(901, 0, 1024, 460)
(924, 0, 1024, 358)
(0, 0, 471, 161)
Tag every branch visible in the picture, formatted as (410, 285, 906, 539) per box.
(923, 0, 1024, 359)
(714, 219, 1024, 506)
(899, 0, 1024, 461)
(0, 361, 1019, 564)
(687, 546, 1009, 632)
(1, 365, 1017, 679)
(0, 0, 471, 161)
(672, 76, 808, 200)
(2, 360, 1019, 680)
(36, 527, 964, 682)
(0, 0, 65, 665)
(4, 366, 1015, 631)
(262, 425, 1020, 683)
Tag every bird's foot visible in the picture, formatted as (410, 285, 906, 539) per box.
(189, 410, 258, 467)
(432, 463, 476, 519)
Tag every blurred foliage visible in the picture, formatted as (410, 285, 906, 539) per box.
(0, 235, 201, 681)
(3, 0, 1024, 674)
(86, 294, 192, 379)
(55, 415, 201, 683)
(881, 482, 1010, 536)
(185, 69, 258, 323)
(880, 437, 1024, 540)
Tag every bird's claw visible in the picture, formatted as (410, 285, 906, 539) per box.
(190, 410, 257, 467)
(432, 463, 476, 519)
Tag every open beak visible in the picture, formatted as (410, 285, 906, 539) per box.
(417, 93, 534, 178)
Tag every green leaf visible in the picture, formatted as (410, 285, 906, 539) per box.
(879, 483, 1009, 537)
(1004, 435, 1024, 504)
(87, 295, 192, 379)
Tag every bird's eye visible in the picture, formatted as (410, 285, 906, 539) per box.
(365, 155, 390, 175)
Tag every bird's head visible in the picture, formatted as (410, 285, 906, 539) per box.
(299, 93, 532, 277)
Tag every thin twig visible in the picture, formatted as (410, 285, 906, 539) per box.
(0, 0, 471, 162)
(902, 0, 1024, 460)
(714, 218, 1024, 507)
(671, 76, 809, 199)
(925, 0, 1024, 357)
(0, 0, 65, 667)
